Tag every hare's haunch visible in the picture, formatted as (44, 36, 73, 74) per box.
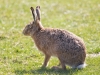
(23, 6, 86, 70)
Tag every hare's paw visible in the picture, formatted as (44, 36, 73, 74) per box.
(51, 66, 61, 71)
(41, 65, 46, 69)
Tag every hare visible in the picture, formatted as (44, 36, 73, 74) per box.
(23, 6, 86, 70)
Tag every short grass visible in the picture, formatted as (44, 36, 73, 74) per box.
(0, 0, 100, 75)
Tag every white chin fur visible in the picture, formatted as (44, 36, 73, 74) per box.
(76, 63, 87, 69)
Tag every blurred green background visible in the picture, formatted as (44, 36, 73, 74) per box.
(0, 0, 100, 75)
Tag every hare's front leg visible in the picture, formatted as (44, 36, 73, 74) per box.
(58, 57, 66, 70)
(41, 54, 51, 68)
(52, 57, 66, 70)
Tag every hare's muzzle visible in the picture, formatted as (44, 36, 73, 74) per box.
(22, 28, 27, 35)
(22, 29, 26, 35)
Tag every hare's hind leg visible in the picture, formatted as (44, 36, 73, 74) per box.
(41, 54, 51, 68)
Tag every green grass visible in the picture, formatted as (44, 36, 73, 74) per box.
(0, 0, 100, 75)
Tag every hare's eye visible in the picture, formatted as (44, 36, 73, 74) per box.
(27, 25, 30, 28)
(29, 25, 32, 28)
(29, 26, 31, 28)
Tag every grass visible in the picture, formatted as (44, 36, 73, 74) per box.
(0, 0, 100, 75)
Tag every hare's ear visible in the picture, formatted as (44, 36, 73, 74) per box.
(30, 7, 36, 21)
(36, 6, 41, 21)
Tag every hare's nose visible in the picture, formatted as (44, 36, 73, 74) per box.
(22, 29, 26, 35)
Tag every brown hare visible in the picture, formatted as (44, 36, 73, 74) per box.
(23, 6, 86, 70)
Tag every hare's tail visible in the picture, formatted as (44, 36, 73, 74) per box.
(76, 63, 87, 69)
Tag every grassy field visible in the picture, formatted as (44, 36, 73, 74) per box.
(0, 0, 100, 75)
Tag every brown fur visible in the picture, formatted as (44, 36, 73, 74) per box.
(23, 6, 86, 70)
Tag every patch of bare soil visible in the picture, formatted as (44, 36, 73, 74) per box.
(87, 52, 100, 57)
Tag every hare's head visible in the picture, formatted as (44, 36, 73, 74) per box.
(23, 6, 43, 36)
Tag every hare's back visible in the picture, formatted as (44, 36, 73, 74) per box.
(46, 29, 85, 52)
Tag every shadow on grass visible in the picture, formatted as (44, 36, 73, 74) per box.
(15, 67, 81, 75)
(0, 36, 7, 40)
